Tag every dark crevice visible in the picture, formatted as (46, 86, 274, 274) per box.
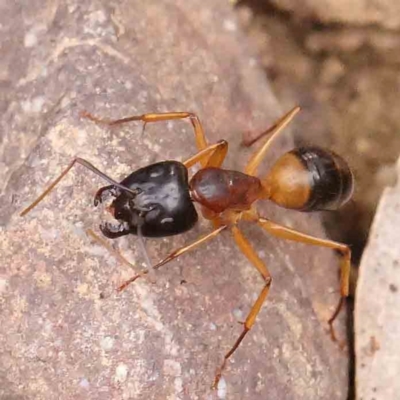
(346, 298, 356, 400)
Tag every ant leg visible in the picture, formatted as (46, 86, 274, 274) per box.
(183, 140, 228, 169)
(117, 225, 227, 291)
(20, 158, 139, 216)
(212, 225, 272, 389)
(244, 107, 300, 176)
(252, 215, 351, 342)
(242, 106, 300, 147)
(82, 111, 209, 163)
(205, 140, 228, 168)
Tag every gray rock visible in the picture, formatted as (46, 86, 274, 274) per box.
(356, 157, 400, 400)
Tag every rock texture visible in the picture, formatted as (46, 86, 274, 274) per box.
(0, 1, 348, 399)
(355, 157, 400, 400)
(269, 0, 400, 30)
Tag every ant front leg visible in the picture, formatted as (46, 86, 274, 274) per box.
(212, 225, 272, 389)
(82, 111, 209, 166)
(250, 215, 351, 342)
(183, 140, 228, 169)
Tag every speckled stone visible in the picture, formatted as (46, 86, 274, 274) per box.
(356, 157, 400, 400)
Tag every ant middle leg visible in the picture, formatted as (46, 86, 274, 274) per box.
(82, 110, 209, 164)
(212, 225, 272, 389)
(20, 158, 139, 216)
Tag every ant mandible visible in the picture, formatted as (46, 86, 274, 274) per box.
(20, 106, 353, 389)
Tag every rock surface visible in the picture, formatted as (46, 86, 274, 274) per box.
(269, 0, 400, 30)
(0, 1, 348, 399)
(355, 157, 400, 400)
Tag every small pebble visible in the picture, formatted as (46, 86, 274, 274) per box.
(100, 336, 115, 351)
(233, 308, 243, 321)
(217, 377, 227, 399)
(79, 378, 90, 389)
(0, 278, 8, 294)
(24, 31, 38, 47)
(114, 363, 129, 383)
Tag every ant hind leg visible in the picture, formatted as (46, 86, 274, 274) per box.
(252, 215, 351, 342)
(244, 107, 300, 176)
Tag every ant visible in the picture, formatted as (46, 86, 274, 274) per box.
(20, 106, 353, 389)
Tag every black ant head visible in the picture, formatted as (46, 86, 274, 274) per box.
(97, 161, 198, 238)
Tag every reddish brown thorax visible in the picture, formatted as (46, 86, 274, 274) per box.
(189, 167, 263, 213)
